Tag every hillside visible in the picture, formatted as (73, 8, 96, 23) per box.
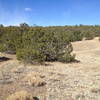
(0, 38, 100, 100)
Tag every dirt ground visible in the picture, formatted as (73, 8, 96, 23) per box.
(0, 37, 100, 100)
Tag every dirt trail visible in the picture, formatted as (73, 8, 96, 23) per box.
(0, 38, 100, 100)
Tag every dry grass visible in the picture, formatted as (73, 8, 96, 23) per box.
(90, 85, 100, 94)
(6, 90, 33, 100)
(23, 72, 46, 87)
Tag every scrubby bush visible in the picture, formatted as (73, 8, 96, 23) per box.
(84, 31, 94, 40)
(0, 27, 6, 52)
(67, 30, 83, 42)
(99, 37, 100, 41)
(0, 27, 20, 53)
(1, 23, 100, 63)
(16, 28, 75, 63)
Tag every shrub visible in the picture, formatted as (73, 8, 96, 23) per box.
(66, 30, 83, 42)
(16, 28, 75, 63)
(0, 25, 77, 63)
(0, 27, 6, 52)
(0, 27, 20, 54)
(99, 37, 100, 41)
(84, 31, 94, 40)
(72, 30, 83, 41)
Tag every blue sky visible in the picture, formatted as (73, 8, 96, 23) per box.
(0, 0, 100, 26)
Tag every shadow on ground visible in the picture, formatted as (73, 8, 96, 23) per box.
(0, 57, 11, 62)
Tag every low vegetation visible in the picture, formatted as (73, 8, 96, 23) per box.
(6, 90, 33, 100)
(23, 72, 46, 87)
(0, 24, 100, 63)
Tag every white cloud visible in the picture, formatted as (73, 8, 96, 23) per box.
(25, 8, 32, 11)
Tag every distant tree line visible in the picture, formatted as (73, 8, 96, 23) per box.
(0, 23, 100, 63)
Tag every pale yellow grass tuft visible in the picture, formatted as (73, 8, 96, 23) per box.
(6, 90, 33, 100)
(24, 72, 46, 87)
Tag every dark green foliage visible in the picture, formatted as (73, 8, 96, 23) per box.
(84, 31, 94, 40)
(0, 24, 100, 63)
(16, 28, 75, 63)
(0, 27, 21, 53)
(0, 27, 6, 52)
(72, 31, 83, 41)
(66, 30, 83, 42)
